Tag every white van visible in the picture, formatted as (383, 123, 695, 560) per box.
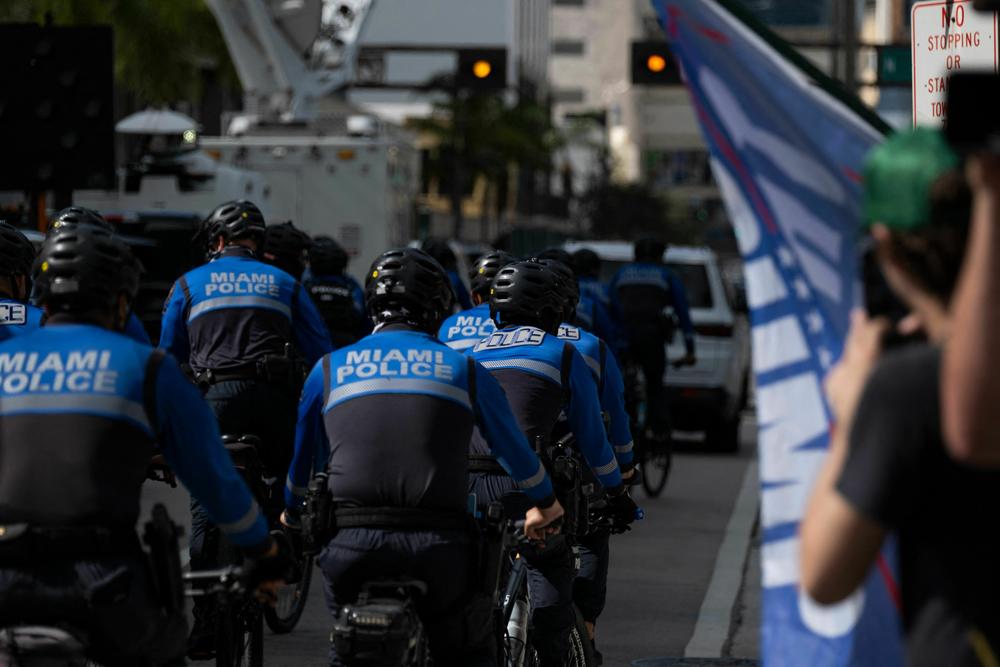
(563, 241, 751, 451)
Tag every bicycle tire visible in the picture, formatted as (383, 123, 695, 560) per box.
(263, 554, 313, 634)
(568, 605, 598, 667)
(640, 438, 672, 498)
(215, 538, 264, 667)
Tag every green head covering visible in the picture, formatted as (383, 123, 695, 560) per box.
(862, 127, 960, 231)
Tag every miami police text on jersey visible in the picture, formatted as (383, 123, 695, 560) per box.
(0, 303, 26, 326)
(443, 314, 495, 341)
(474, 327, 545, 352)
(205, 271, 280, 297)
(336, 348, 453, 384)
(0, 349, 115, 393)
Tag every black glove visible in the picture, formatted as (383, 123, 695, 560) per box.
(246, 530, 301, 590)
(624, 464, 643, 487)
(606, 485, 641, 529)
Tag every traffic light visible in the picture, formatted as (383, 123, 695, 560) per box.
(0, 24, 115, 191)
(456, 48, 507, 91)
(630, 41, 682, 86)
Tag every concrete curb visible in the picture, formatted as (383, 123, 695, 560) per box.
(683, 459, 759, 658)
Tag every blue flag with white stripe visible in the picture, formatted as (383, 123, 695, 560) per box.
(650, 1, 904, 664)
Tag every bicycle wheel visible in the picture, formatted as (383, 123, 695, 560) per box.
(215, 539, 265, 667)
(568, 606, 598, 667)
(640, 437, 672, 498)
(263, 554, 313, 634)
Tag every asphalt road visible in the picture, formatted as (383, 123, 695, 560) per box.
(138, 415, 761, 667)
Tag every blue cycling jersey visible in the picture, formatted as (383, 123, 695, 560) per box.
(287, 324, 555, 511)
(160, 247, 332, 371)
(0, 323, 268, 549)
(438, 303, 496, 352)
(609, 262, 695, 348)
(557, 324, 633, 468)
(579, 277, 610, 309)
(447, 270, 474, 311)
(123, 312, 151, 345)
(575, 294, 617, 346)
(471, 325, 622, 489)
(0, 299, 44, 343)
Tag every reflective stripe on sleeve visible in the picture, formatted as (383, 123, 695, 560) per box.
(583, 355, 601, 378)
(594, 458, 619, 476)
(0, 394, 151, 432)
(614, 441, 634, 454)
(446, 339, 479, 351)
(286, 477, 309, 498)
(517, 460, 548, 491)
(188, 296, 292, 322)
(325, 378, 471, 411)
(478, 359, 561, 384)
(218, 502, 262, 536)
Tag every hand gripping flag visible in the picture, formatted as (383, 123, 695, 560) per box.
(650, 1, 905, 665)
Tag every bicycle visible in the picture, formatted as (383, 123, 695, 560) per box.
(622, 355, 673, 498)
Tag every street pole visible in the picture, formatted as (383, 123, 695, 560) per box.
(844, 0, 858, 93)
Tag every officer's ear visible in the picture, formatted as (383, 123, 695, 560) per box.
(115, 293, 130, 331)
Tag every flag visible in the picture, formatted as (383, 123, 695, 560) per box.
(649, 1, 905, 664)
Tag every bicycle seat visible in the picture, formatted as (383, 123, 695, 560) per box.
(0, 625, 87, 660)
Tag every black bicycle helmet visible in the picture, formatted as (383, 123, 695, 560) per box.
(635, 237, 666, 263)
(572, 248, 601, 278)
(365, 248, 454, 333)
(468, 251, 516, 300)
(0, 222, 37, 279)
(48, 206, 114, 234)
(262, 221, 311, 279)
(489, 261, 565, 333)
(533, 258, 578, 322)
(536, 247, 574, 267)
(309, 236, 349, 275)
(201, 200, 266, 250)
(33, 225, 141, 316)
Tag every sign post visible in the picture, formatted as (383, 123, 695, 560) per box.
(911, 0, 998, 126)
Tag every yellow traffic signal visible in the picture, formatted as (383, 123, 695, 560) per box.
(647, 54, 667, 73)
(472, 60, 492, 79)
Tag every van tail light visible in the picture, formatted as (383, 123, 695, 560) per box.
(694, 323, 733, 337)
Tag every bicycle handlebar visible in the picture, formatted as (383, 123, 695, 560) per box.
(183, 566, 247, 598)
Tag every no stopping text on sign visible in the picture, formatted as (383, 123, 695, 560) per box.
(912, 0, 998, 126)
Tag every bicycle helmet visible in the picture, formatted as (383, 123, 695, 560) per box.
(533, 257, 578, 322)
(365, 248, 454, 333)
(309, 236, 349, 275)
(422, 239, 458, 271)
(33, 225, 141, 316)
(572, 248, 601, 279)
(0, 223, 36, 279)
(201, 200, 266, 251)
(48, 206, 114, 234)
(468, 251, 516, 300)
(634, 237, 666, 263)
(536, 247, 574, 268)
(262, 221, 311, 279)
(489, 261, 565, 334)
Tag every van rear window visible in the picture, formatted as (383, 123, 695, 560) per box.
(665, 263, 713, 309)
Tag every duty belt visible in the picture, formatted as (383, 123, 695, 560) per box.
(334, 507, 472, 531)
(468, 454, 507, 475)
(195, 354, 296, 387)
(0, 523, 139, 565)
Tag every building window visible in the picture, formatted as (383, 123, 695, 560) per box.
(553, 0, 584, 5)
(553, 88, 586, 103)
(552, 40, 585, 56)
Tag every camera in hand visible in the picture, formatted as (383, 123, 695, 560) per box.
(945, 72, 1000, 154)
(861, 243, 920, 349)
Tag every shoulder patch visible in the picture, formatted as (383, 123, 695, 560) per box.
(0, 303, 27, 326)
(474, 326, 546, 352)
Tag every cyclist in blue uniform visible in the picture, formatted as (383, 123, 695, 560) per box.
(543, 258, 635, 661)
(573, 248, 611, 309)
(0, 222, 43, 343)
(609, 238, 697, 439)
(285, 248, 564, 667)
(438, 250, 514, 351)
(0, 226, 291, 665)
(159, 200, 332, 655)
(33, 207, 152, 344)
(470, 260, 638, 666)
(303, 236, 369, 347)
(539, 248, 615, 344)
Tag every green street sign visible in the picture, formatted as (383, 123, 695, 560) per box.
(878, 45, 912, 85)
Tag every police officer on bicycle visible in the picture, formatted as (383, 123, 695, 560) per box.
(37, 207, 153, 344)
(159, 199, 332, 654)
(303, 235, 370, 347)
(284, 247, 563, 666)
(470, 260, 639, 666)
(438, 250, 515, 351)
(0, 226, 291, 666)
(609, 237, 696, 440)
(0, 222, 43, 342)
